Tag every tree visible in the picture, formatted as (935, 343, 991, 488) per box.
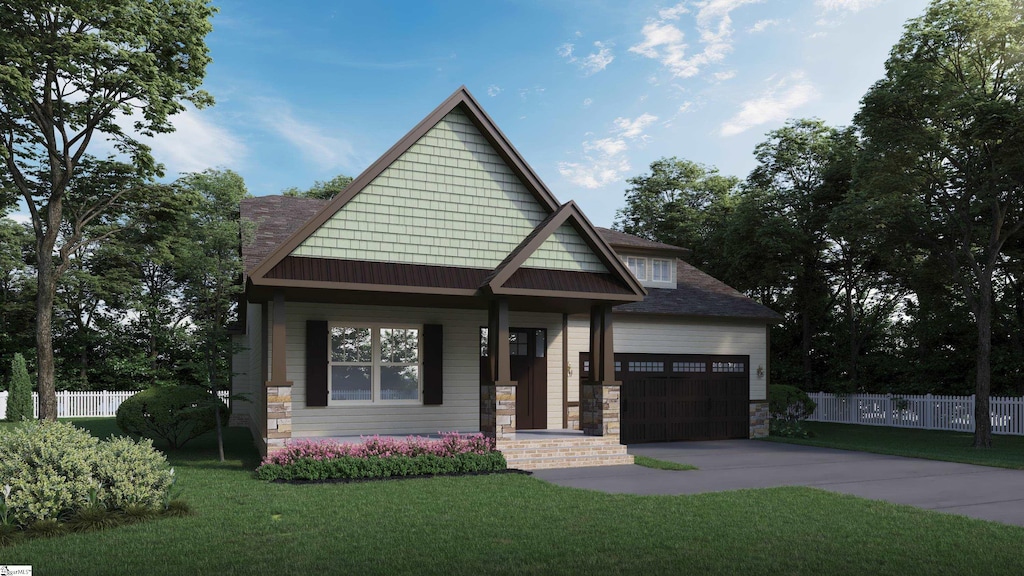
(174, 169, 249, 461)
(724, 120, 857, 389)
(0, 0, 215, 420)
(614, 157, 739, 271)
(855, 0, 1024, 447)
(6, 352, 32, 421)
(282, 174, 354, 200)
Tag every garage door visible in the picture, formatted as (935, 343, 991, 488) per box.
(580, 353, 750, 443)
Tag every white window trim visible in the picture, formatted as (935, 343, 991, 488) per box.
(626, 256, 648, 281)
(328, 322, 423, 406)
(651, 258, 673, 283)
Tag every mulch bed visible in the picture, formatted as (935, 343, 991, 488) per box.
(268, 468, 532, 485)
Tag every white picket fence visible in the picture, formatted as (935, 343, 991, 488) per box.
(807, 392, 1024, 436)
(0, 390, 230, 420)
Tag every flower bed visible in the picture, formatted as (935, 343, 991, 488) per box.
(255, 433, 507, 482)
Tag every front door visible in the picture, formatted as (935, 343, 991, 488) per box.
(480, 328, 548, 430)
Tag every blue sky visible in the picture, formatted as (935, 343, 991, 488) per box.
(52, 0, 935, 227)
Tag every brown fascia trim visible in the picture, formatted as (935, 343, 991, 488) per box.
(483, 201, 647, 299)
(250, 276, 480, 297)
(610, 310, 783, 323)
(485, 203, 574, 290)
(564, 203, 648, 298)
(247, 86, 562, 284)
(493, 286, 643, 302)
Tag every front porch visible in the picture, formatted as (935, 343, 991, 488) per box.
(297, 429, 633, 471)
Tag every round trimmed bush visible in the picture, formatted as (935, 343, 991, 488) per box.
(116, 386, 229, 450)
(0, 421, 174, 526)
(768, 385, 817, 438)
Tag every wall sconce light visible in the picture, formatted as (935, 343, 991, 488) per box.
(567, 363, 573, 377)
(756, 365, 765, 378)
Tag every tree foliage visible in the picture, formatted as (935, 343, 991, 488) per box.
(854, 0, 1024, 447)
(0, 0, 216, 420)
(6, 352, 32, 421)
(282, 174, 354, 200)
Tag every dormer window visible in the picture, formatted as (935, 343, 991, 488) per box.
(652, 259, 672, 282)
(626, 257, 647, 281)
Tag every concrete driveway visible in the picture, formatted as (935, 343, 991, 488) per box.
(532, 440, 1024, 527)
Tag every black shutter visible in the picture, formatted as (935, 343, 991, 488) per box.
(306, 320, 329, 407)
(423, 324, 443, 405)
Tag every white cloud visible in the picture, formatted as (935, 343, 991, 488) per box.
(817, 0, 884, 12)
(713, 70, 737, 81)
(613, 113, 658, 139)
(560, 41, 615, 75)
(487, 85, 502, 97)
(749, 19, 779, 32)
(629, 0, 761, 79)
(678, 101, 694, 113)
(720, 72, 819, 136)
(261, 104, 355, 170)
(112, 105, 247, 175)
(6, 212, 31, 224)
(558, 112, 658, 189)
(583, 97, 593, 107)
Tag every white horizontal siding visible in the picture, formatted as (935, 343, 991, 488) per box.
(567, 314, 769, 402)
(278, 304, 565, 437)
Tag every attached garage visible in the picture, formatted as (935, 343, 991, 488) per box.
(566, 231, 782, 443)
(580, 353, 750, 443)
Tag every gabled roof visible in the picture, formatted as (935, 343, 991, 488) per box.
(240, 196, 328, 276)
(247, 86, 565, 284)
(483, 201, 646, 299)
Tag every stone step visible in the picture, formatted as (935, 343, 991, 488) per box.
(497, 437, 627, 450)
(500, 445, 630, 459)
(506, 453, 635, 471)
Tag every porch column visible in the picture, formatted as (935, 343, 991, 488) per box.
(265, 290, 293, 453)
(582, 304, 621, 439)
(482, 298, 516, 442)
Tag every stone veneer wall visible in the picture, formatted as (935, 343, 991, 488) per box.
(566, 402, 580, 431)
(481, 385, 518, 442)
(581, 384, 620, 438)
(749, 401, 769, 438)
(266, 385, 293, 453)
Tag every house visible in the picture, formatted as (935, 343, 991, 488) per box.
(231, 87, 780, 470)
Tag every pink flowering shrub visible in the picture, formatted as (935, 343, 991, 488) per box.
(255, 432, 505, 481)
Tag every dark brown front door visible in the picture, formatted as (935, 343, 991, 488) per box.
(481, 327, 547, 430)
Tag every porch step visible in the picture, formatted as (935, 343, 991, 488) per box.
(500, 437, 634, 471)
(504, 453, 635, 470)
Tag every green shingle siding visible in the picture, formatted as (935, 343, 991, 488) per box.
(293, 108, 605, 273)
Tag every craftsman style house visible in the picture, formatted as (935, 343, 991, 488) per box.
(231, 87, 779, 469)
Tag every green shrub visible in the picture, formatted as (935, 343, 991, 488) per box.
(0, 421, 101, 525)
(769, 385, 817, 438)
(6, 353, 33, 422)
(116, 386, 229, 450)
(95, 436, 175, 510)
(0, 421, 175, 527)
(255, 452, 508, 482)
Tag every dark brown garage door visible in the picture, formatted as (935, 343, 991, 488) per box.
(580, 353, 750, 443)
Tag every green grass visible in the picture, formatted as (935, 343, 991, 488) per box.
(633, 455, 697, 471)
(3, 419, 1024, 575)
(766, 422, 1024, 469)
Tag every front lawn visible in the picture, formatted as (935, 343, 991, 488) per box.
(3, 419, 1024, 575)
(766, 421, 1024, 469)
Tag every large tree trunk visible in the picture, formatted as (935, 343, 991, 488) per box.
(35, 252, 58, 421)
(973, 270, 993, 449)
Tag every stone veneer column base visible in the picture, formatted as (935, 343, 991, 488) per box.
(566, 403, 580, 431)
(481, 385, 517, 445)
(265, 383, 293, 453)
(581, 383, 621, 439)
(749, 401, 769, 438)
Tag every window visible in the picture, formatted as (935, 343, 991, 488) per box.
(628, 361, 664, 373)
(582, 360, 621, 373)
(626, 256, 647, 281)
(673, 361, 706, 373)
(712, 361, 745, 373)
(652, 259, 672, 282)
(330, 325, 420, 403)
